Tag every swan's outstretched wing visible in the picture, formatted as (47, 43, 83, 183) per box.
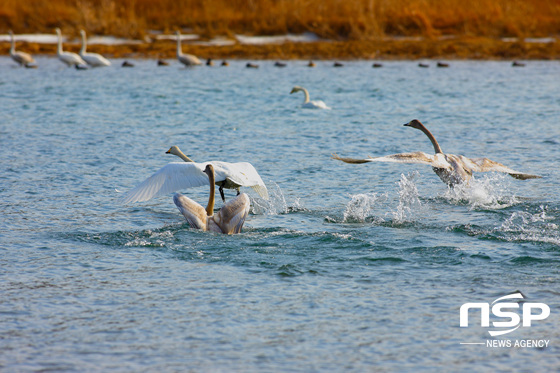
(462, 156, 542, 180)
(332, 152, 450, 168)
(211, 193, 250, 234)
(207, 161, 269, 200)
(173, 193, 207, 230)
(121, 162, 210, 204)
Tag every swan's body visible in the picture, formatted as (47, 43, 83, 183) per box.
(333, 119, 541, 186)
(164, 146, 268, 202)
(290, 86, 330, 109)
(9, 31, 35, 67)
(173, 164, 250, 234)
(79, 30, 111, 67)
(176, 31, 202, 67)
(55, 28, 87, 67)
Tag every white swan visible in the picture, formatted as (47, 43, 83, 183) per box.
(290, 86, 330, 109)
(120, 149, 268, 204)
(176, 31, 202, 67)
(174, 164, 250, 234)
(55, 28, 87, 67)
(333, 119, 541, 186)
(9, 31, 35, 67)
(79, 30, 111, 67)
(165, 146, 268, 201)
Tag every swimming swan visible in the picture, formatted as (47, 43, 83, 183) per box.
(176, 31, 202, 67)
(174, 164, 250, 234)
(9, 31, 35, 67)
(55, 28, 87, 67)
(79, 30, 111, 67)
(290, 86, 330, 109)
(120, 149, 268, 204)
(165, 146, 268, 202)
(333, 119, 541, 186)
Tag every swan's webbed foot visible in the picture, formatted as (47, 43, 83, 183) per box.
(236, 188, 240, 196)
(219, 185, 226, 202)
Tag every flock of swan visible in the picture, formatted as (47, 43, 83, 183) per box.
(121, 123, 541, 235)
(8, 31, 540, 234)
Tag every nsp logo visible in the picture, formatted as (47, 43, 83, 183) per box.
(460, 292, 550, 336)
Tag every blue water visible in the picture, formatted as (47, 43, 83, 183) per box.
(1, 57, 559, 372)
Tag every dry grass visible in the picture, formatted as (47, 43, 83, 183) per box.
(1, 0, 559, 59)
(2, 0, 559, 38)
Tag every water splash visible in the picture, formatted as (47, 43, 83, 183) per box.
(498, 205, 560, 245)
(343, 192, 386, 223)
(392, 171, 422, 223)
(251, 182, 298, 215)
(442, 174, 518, 210)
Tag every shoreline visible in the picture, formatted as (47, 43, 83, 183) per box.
(2, 36, 559, 60)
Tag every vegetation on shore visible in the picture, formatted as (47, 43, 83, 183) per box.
(1, 0, 559, 59)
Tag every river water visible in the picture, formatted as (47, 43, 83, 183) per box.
(1, 57, 559, 372)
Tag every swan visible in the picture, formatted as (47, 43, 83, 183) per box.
(165, 145, 268, 202)
(79, 30, 111, 67)
(174, 164, 250, 234)
(120, 148, 268, 204)
(332, 119, 541, 186)
(176, 31, 202, 67)
(9, 31, 35, 67)
(55, 28, 87, 67)
(290, 86, 330, 109)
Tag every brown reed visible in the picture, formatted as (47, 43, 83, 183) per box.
(2, 0, 559, 39)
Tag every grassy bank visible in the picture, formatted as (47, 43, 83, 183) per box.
(2, 0, 559, 59)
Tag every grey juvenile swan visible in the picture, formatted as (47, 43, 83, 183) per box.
(174, 164, 250, 234)
(333, 119, 541, 186)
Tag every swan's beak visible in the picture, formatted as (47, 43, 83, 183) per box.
(165, 150, 171, 154)
(290, 88, 297, 94)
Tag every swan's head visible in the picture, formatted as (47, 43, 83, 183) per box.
(165, 146, 182, 156)
(404, 119, 425, 130)
(290, 86, 303, 94)
(80, 30, 86, 37)
(203, 164, 214, 177)
(55, 28, 61, 35)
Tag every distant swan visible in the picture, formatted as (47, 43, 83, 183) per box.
(55, 28, 87, 67)
(79, 30, 111, 67)
(174, 164, 250, 234)
(176, 31, 202, 67)
(290, 86, 330, 109)
(333, 119, 541, 186)
(9, 30, 35, 67)
(120, 147, 268, 204)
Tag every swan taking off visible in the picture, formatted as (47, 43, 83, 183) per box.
(120, 150, 268, 204)
(333, 119, 541, 186)
(174, 164, 250, 234)
(165, 146, 268, 202)
(55, 28, 87, 68)
(9, 31, 36, 67)
(79, 30, 111, 67)
(176, 31, 202, 67)
(290, 86, 330, 109)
